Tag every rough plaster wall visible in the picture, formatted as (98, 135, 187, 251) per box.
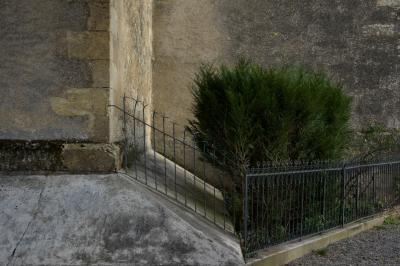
(153, 0, 400, 130)
(152, 0, 227, 184)
(110, 0, 153, 145)
(0, 0, 110, 142)
(153, 0, 225, 126)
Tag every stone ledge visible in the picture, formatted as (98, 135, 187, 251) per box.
(62, 143, 122, 173)
(377, 0, 400, 8)
(0, 140, 121, 173)
(247, 210, 397, 266)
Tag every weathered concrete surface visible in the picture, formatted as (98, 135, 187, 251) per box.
(125, 149, 235, 232)
(0, 174, 244, 265)
(153, 0, 400, 130)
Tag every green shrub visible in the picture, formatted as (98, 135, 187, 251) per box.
(188, 59, 352, 182)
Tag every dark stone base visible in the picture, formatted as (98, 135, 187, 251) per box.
(0, 140, 121, 173)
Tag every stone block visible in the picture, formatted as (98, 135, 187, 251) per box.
(89, 60, 109, 87)
(61, 143, 122, 173)
(67, 31, 109, 60)
(88, 0, 110, 31)
(50, 88, 110, 142)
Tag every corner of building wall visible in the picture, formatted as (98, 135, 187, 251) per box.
(109, 0, 154, 152)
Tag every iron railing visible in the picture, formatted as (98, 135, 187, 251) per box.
(113, 95, 235, 233)
(112, 96, 400, 259)
(243, 159, 400, 256)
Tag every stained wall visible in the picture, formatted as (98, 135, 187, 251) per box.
(153, 0, 400, 129)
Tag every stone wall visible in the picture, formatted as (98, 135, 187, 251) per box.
(153, 0, 400, 130)
(1, 0, 398, 172)
(0, 0, 117, 172)
(0, 0, 110, 141)
(110, 0, 153, 144)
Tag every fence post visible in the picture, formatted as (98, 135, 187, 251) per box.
(356, 169, 359, 219)
(341, 164, 346, 227)
(122, 94, 128, 169)
(372, 173, 376, 205)
(142, 103, 147, 184)
(300, 173, 305, 237)
(243, 173, 249, 255)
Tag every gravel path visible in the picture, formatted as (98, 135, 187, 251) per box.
(288, 218, 400, 266)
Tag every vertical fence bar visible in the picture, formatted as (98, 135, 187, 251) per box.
(243, 174, 249, 256)
(223, 153, 226, 230)
(163, 115, 167, 194)
(341, 164, 346, 227)
(203, 142, 207, 217)
(260, 172, 262, 245)
(372, 170, 376, 208)
(152, 112, 157, 190)
(394, 162, 400, 204)
(356, 168, 359, 219)
(300, 172, 305, 238)
(173, 123, 177, 200)
(212, 147, 216, 224)
(122, 94, 128, 169)
(322, 173, 326, 229)
(133, 99, 139, 179)
(183, 129, 187, 206)
(287, 174, 292, 238)
(142, 104, 147, 184)
(193, 141, 197, 212)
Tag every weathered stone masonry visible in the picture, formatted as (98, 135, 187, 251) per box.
(1, 0, 399, 172)
(0, 0, 114, 172)
(0, 0, 154, 172)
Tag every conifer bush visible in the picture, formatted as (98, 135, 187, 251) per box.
(188, 60, 352, 181)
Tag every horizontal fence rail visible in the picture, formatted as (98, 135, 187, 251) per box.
(243, 160, 400, 256)
(114, 95, 235, 233)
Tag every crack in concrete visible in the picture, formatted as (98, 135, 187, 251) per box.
(90, 214, 108, 261)
(7, 186, 45, 266)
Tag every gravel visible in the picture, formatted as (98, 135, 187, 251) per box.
(288, 219, 400, 266)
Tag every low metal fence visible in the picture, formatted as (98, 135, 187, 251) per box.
(112, 95, 235, 233)
(243, 160, 400, 256)
(111, 96, 400, 259)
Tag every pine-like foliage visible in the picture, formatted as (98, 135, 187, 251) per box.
(188, 60, 352, 178)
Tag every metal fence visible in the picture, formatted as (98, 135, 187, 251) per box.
(113, 95, 235, 233)
(112, 96, 400, 259)
(243, 160, 400, 256)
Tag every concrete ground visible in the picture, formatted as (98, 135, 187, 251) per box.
(125, 150, 234, 232)
(0, 174, 244, 265)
